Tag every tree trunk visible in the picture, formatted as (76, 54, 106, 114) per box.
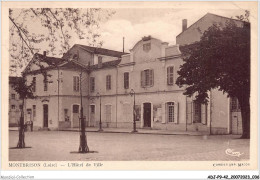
(17, 99, 25, 148)
(238, 94, 250, 139)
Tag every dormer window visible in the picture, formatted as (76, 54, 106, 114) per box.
(143, 43, 151, 52)
(73, 54, 78, 60)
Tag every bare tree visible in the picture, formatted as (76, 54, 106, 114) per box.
(9, 8, 115, 75)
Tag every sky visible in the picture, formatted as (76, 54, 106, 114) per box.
(72, 8, 246, 53)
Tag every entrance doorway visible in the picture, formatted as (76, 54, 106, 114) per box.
(43, 104, 48, 128)
(230, 97, 242, 134)
(143, 103, 151, 127)
(72, 104, 80, 128)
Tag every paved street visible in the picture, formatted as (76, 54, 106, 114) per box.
(9, 131, 249, 161)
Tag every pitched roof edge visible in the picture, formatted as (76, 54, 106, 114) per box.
(75, 44, 128, 57)
(176, 13, 245, 38)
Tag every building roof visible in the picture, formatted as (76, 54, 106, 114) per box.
(176, 13, 245, 38)
(90, 59, 121, 71)
(23, 53, 68, 75)
(35, 53, 67, 66)
(9, 76, 22, 84)
(75, 44, 128, 57)
(59, 59, 89, 70)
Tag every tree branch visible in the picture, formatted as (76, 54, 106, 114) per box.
(47, 9, 68, 48)
(9, 16, 34, 54)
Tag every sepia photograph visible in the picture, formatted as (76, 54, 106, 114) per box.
(1, 1, 258, 176)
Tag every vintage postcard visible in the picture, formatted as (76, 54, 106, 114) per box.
(1, 1, 259, 177)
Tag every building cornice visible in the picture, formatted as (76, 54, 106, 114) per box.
(26, 89, 186, 100)
(117, 62, 135, 67)
(158, 55, 182, 61)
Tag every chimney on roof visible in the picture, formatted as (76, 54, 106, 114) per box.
(182, 19, 187, 32)
(43, 51, 47, 57)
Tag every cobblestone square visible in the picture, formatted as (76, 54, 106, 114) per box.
(9, 131, 249, 161)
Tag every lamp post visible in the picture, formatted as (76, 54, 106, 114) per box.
(78, 70, 89, 153)
(130, 89, 137, 133)
(96, 92, 103, 132)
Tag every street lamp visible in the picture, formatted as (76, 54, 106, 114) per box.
(130, 89, 138, 133)
(96, 92, 103, 132)
(78, 70, 89, 153)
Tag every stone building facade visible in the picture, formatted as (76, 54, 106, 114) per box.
(21, 13, 245, 135)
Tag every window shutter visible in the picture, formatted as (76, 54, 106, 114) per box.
(174, 102, 179, 124)
(171, 67, 174, 85)
(150, 69, 154, 86)
(124, 72, 129, 89)
(201, 104, 207, 125)
(187, 101, 192, 124)
(109, 76, 111, 89)
(106, 76, 108, 89)
(124, 73, 126, 89)
(141, 71, 145, 87)
(93, 77, 95, 91)
(73, 77, 76, 91)
(77, 77, 80, 91)
(161, 103, 166, 123)
(167, 67, 170, 85)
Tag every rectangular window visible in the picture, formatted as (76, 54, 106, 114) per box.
(106, 75, 111, 90)
(105, 105, 112, 122)
(11, 105, 16, 110)
(32, 77, 36, 92)
(73, 76, 80, 92)
(33, 105, 36, 118)
(90, 105, 95, 114)
(64, 109, 69, 121)
(11, 94, 15, 99)
(167, 102, 175, 122)
(231, 97, 241, 112)
(44, 81, 48, 91)
(141, 69, 154, 87)
(124, 72, 129, 89)
(90, 77, 95, 92)
(19, 105, 23, 110)
(73, 105, 79, 113)
(167, 66, 174, 85)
